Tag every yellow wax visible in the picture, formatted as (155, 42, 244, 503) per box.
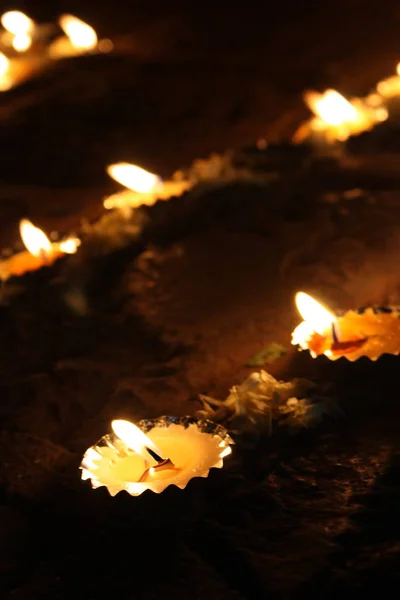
(0, 247, 63, 280)
(81, 422, 233, 497)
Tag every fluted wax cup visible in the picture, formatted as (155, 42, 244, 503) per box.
(291, 292, 400, 361)
(80, 417, 234, 497)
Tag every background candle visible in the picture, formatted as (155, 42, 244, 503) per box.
(291, 292, 400, 361)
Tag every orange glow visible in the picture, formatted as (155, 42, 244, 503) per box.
(59, 14, 97, 50)
(111, 419, 165, 464)
(107, 163, 160, 193)
(19, 219, 52, 257)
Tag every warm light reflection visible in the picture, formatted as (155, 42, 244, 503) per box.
(19, 219, 52, 257)
(59, 14, 97, 50)
(1, 11, 34, 35)
(12, 33, 32, 52)
(305, 90, 357, 126)
(107, 163, 160, 193)
(111, 419, 165, 463)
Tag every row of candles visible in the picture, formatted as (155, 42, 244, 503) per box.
(2, 11, 400, 498)
(0, 10, 111, 91)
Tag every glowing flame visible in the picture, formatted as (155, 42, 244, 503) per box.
(58, 237, 80, 254)
(305, 90, 358, 126)
(107, 163, 161, 193)
(295, 292, 335, 334)
(1, 11, 34, 35)
(19, 219, 52, 257)
(291, 292, 336, 352)
(59, 14, 97, 50)
(111, 419, 165, 463)
(0, 52, 9, 77)
(12, 33, 32, 52)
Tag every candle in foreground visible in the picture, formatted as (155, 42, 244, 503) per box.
(104, 162, 192, 210)
(291, 291, 400, 361)
(80, 416, 234, 496)
(293, 89, 387, 146)
(0, 219, 80, 281)
(48, 14, 98, 59)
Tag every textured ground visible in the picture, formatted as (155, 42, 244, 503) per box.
(1, 2, 400, 599)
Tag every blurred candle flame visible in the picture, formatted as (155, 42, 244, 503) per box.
(305, 89, 358, 126)
(19, 219, 52, 257)
(12, 33, 32, 52)
(107, 163, 161, 193)
(1, 11, 34, 35)
(59, 14, 97, 50)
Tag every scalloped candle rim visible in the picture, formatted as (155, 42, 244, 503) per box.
(80, 416, 234, 497)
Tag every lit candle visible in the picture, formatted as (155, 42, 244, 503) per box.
(293, 89, 387, 149)
(0, 219, 80, 281)
(104, 163, 192, 210)
(48, 14, 99, 60)
(80, 416, 234, 496)
(291, 291, 400, 361)
(0, 10, 35, 52)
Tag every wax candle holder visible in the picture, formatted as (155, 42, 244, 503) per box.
(80, 416, 234, 497)
(292, 291, 400, 361)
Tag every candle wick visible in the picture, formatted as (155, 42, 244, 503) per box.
(137, 457, 176, 483)
(145, 446, 166, 463)
(331, 322, 339, 343)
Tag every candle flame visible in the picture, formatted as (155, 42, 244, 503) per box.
(0, 52, 9, 76)
(12, 33, 32, 52)
(19, 219, 52, 257)
(295, 292, 335, 334)
(59, 14, 97, 50)
(305, 89, 358, 126)
(107, 163, 161, 193)
(1, 11, 34, 35)
(58, 237, 80, 254)
(111, 419, 165, 463)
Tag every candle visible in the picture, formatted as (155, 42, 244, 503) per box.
(291, 291, 400, 361)
(0, 219, 80, 281)
(80, 416, 234, 497)
(1, 10, 34, 53)
(293, 89, 387, 148)
(48, 14, 99, 60)
(104, 162, 192, 210)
